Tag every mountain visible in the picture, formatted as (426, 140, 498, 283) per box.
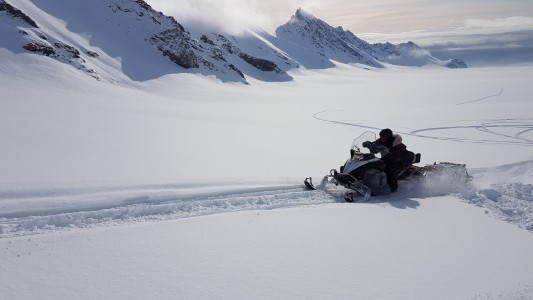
(372, 41, 468, 68)
(0, 0, 294, 84)
(274, 8, 382, 68)
(0, 1, 466, 84)
(275, 8, 467, 69)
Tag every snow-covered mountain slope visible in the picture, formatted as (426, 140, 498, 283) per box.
(274, 8, 383, 68)
(373, 41, 468, 68)
(0, 0, 295, 84)
(275, 8, 466, 69)
(1, 1, 466, 84)
(0, 0, 100, 79)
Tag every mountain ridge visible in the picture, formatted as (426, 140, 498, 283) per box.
(0, 0, 467, 84)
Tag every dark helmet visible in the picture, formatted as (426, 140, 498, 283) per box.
(379, 128, 393, 139)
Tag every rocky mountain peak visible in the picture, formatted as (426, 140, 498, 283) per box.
(276, 9, 382, 67)
(276, 8, 467, 69)
(293, 8, 317, 22)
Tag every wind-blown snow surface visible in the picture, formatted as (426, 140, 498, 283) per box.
(2, 46, 533, 299)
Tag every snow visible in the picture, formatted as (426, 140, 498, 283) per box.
(2, 199, 533, 299)
(2, 1, 533, 299)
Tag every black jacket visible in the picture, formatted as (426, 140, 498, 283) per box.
(375, 134, 414, 165)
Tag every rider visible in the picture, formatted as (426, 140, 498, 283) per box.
(363, 128, 419, 193)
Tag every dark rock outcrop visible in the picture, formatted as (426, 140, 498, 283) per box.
(0, 0, 38, 27)
(2, 1, 99, 79)
(445, 59, 468, 69)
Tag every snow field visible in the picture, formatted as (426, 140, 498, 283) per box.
(2, 21, 533, 298)
(2, 198, 533, 300)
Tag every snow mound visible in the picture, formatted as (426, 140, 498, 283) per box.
(459, 161, 533, 231)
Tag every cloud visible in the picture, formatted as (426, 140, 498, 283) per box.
(144, 0, 274, 35)
(462, 16, 533, 30)
(356, 16, 533, 66)
(297, 1, 323, 13)
(359, 15, 533, 49)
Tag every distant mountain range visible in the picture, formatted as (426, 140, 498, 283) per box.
(0, 0, 467, 84)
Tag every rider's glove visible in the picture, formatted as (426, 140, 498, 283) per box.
(362, 141, 371, 148)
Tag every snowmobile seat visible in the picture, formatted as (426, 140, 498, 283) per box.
(397, 165, 424, 180)
(396, 154, 420, 179)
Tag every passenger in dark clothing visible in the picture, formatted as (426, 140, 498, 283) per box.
(364, 128, 418, 192)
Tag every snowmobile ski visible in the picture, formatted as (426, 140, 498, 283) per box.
(304, 177, 316, 190)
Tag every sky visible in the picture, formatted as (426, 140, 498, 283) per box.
(144, 0, 533, 66)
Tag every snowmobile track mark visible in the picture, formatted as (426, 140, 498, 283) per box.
(456, 88, 503, 105)
(313, 110, 533, 146)
(0, 184, 338, 238)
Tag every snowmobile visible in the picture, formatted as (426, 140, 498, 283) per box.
(304, 131, 472, 202)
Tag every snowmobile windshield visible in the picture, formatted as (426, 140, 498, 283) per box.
(351, 131, 376, 154)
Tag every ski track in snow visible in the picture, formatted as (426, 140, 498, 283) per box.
(0, 183, 342, 238)
(456, 88, 504, 105)
(410, 118, 533, 145)
(1, 169, 532, 237)
(314, 111, 533, 146)
(313, 86, 533, 146)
